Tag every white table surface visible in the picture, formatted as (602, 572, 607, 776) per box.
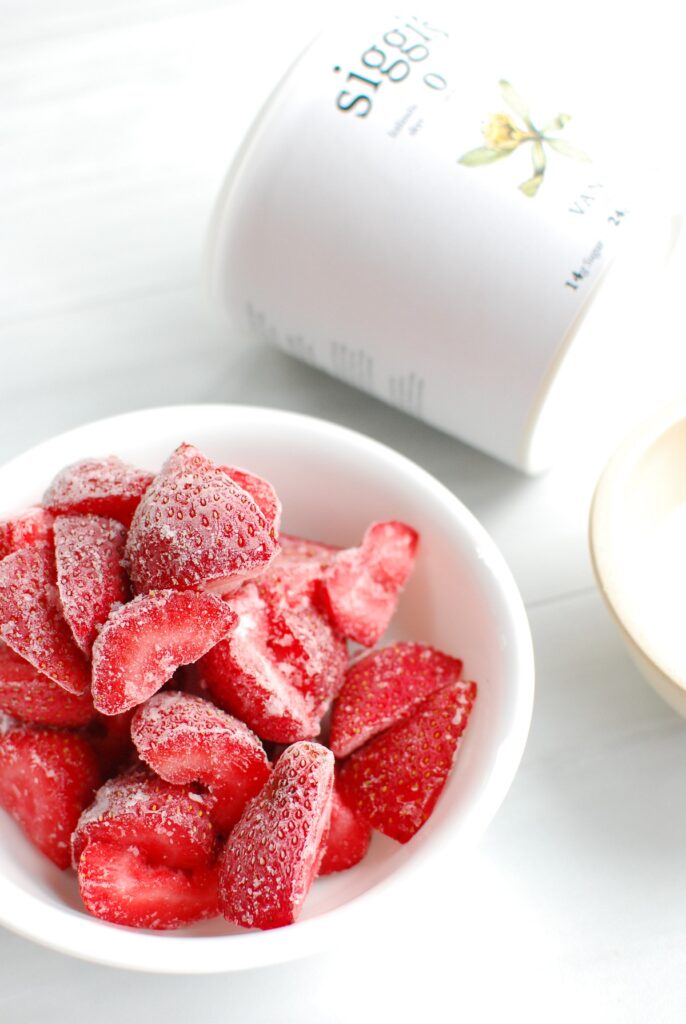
(1, 1, 685, 1020)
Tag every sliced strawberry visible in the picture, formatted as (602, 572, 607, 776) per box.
(262, 534, 340, 613)
(91, 589, 237, 715)
(0, 543, 90, 695)
(219, 741, 334, 930)
(0, 724, 100, 868)
(85, 710, 136, 778)
(54, 515, 129, 656)
(318, 782, 371, 875)
(219, 466, 281, 533)
(199, 582, 345, 743)
(338, 679, 477, 844)
(330, 642, 464, 758)
(131, 691, 271, 834)
(0, 507, 54, 561)
(277, 534, 340, 565)
(125, 443, 279, 595)
(0, 641, 95, 727)
(71, 768, 216, 870)
(319, 521, 419, 647)
(78, 841, 220, 930)
(43, 456, 153, 528)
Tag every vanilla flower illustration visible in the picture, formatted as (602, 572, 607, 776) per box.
(459, 80, 590, 197)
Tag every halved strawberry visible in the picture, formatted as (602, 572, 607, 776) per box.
(262, 534, 340, 613)
(330, 642, 464, 758)
(199, 582, 345, 743)
(0, 724, 100, 868)
(78, 841, 220, 929)
(0, 542, 90, 695)
(318, 782, 371, 876)
(43, 456, 154, 528)
(0, 641, 95, 727)
(219, 466, 281, 533)
(277, 534, 340, 565)
(219, 741, 334, 930)
(319, 521, 419, 647)
(131, 691, 271, 834)
(54, 515, 129, 656)
(91, 589, 237, 715)
(125, 443, 279, 595)
(338, 679, 477, 843)
(71, 768, 216, 870)
(0, 507, 54, 561)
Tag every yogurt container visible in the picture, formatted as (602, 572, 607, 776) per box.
(207, 8, 676, 472)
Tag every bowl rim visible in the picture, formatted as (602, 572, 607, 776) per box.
(0, 404, 535, 972)
(589, 398, 686, 696)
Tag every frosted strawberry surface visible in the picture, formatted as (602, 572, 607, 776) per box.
(0, 439, 477, 932)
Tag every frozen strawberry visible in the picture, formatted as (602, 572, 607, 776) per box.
(262, 534, 340, 613)
(125, 443, 279, 596)
(319, 521, 419, 647)
(0, 543, 90, 695)
(0, 507, 54, 561)
(54, 515, 129, 656)
(85, 710, 136, 777)
(131, 691, 271, 834)
(91, 589, 237, 715)
(338, 679, 477, 844)
(43, 456, 153, 528)
(277, 534, 340, 565)
(78, 841, 220, 929)
(72, 768, 216, 870)
(219, 466, 281, 532)
(199, 582, 345, 743)
(330, 643, 464, 758)
(0, 724, 100, 868)
(219, 741, 334, 930)
(318, 783, 371, 875)
(0, 641, 95, 727)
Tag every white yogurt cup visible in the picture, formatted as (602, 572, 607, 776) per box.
(207, 8, 673, 472)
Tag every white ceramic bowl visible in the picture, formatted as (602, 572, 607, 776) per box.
(0, 405, 534, 972)
(590, 400, 686, 716)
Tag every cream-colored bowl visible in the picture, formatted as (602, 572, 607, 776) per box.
(590, 400, 686, 715)
(0, 405, 534, 972)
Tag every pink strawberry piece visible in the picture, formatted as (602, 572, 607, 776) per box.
(43, 456, 153, 528)
(0, 542, 90, 695)
(78, 841, 220, 930)
(0, 641, 95, 727)
(91, 589, 237, 715)
(219, 466, 281, 532)
(0, 724, 100, 868)
(125, 443, 279, 596)
(0, 507, 54, 561)
(277, 534, 340, 564)
(54, 515, 129, 656)
(71, 768, 216, 870)
(319, 521, 419, 647)
(262, 534, 340, 613)
(318, 782, 372, 875)
(131, 691, 271, 834)
(338, 679, 477, 844)
(199, 582, 346, 743)
(219, 741, 334, 930)
(330, 642, 464, 758)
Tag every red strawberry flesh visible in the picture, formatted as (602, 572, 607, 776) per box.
(320, 521, 418, 647)
(91, 589, 237, 715)
(219, 741, 334, 930)
(318, 783, 372, 875)
(78, 841, 220, 929)
(54, 515, 129, 655)
(0, 507, 54, 561)
(0, 543, 90, 695)
(0, 641, 95, 727)
(43, 456, 153, 527)
(71, 768, 216, 870)
(131, 691, 271, 833)
(0, 724, 100, 868)
(125, 443, 279, 595)
(330, 642, 464, 758)
(338, 679, 477, 843)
